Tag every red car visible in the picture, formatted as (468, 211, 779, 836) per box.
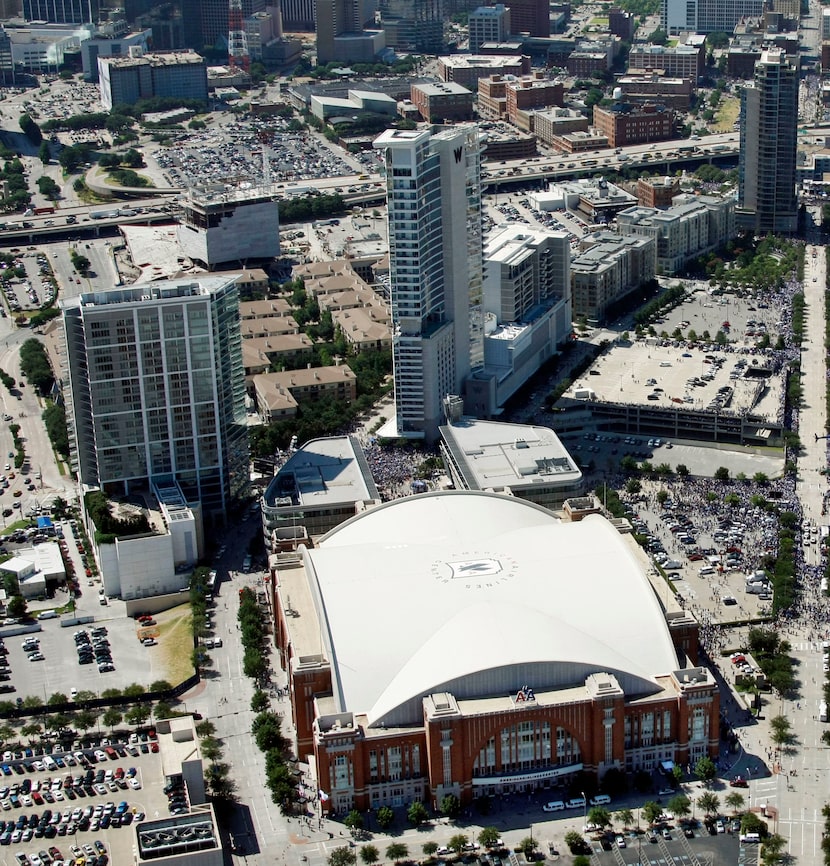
(150, 742, 159, 754)
(730, 776, 748, 788)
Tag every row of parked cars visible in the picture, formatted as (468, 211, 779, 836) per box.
(14, 840, 106, 866)
(74, 629, 114, 674)
(0, 797, 143, 845)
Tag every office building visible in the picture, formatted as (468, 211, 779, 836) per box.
(379, 0, 444, 53)
(737, 48, 798, 234)
(98, 49, 207, 109)
(61, 276, 249, 524)
(317, 0, 385, 63)
(177, 184, 280, 269)
(469, 4, 510, 53)
(81, 27, 151, 80)
(373, 126, 485, 442)
(22, 0, 99, 22)
(501, 0, 548, 36)
(272, 490, 718, 813)
(662, 0, 764, 34)
(438, 54, 530, 87)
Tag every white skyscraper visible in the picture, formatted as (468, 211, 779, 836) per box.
(374, 126, 485, 441)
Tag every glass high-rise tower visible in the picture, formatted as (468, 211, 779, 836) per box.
(61, 276, 249, 523)
(737, 48, 798, 234)
(373, 126, 484, 442)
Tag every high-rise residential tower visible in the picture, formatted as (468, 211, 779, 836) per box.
(737, 48, 798, 234)
(373, 126, 485, 442)
(61, 276, 249, 524)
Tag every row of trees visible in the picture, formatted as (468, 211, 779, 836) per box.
(19, 338, 54, 394)
(1, 158, 31, 213)
(0, 680, 175, 742)
(329, 826, 510, 866)
(238, 588, 299, 810)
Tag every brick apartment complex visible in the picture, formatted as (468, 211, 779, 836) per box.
(592, 102, 676, 147)
(410, 81, 474, 121)
(616, 71, 693, 110)
(628, 40, 705, 80)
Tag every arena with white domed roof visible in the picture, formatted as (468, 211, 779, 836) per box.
(271, 490, 719, 813)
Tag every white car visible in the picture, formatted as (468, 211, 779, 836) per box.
(93, 750, 107, 763)
(128, 778, 141, 790)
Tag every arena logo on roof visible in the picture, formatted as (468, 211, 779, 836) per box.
(514, 685, 536, 703)
(448, 558, 502, 577)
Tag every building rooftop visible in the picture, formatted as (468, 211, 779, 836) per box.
(439, 54, 527, 68)
(263, 435, 380, 509)
(100, 50, 205, 67)
(439, 419, 581, 492)
(301, 491, 681, 727)
(413, 81, 473, 96)
(61, 275, 237, 311)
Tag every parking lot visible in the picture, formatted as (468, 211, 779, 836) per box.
(0, 736, 176, 866)
(153, 122, 360, 189)
(0, 609, 179, 704)
(0, 252, 58, 316)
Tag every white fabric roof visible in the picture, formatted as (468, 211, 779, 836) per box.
(308, 491, 680, 727)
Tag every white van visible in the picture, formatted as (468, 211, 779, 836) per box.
(566, 797, 586, 809)
(542, 800, 565, 812)
(821, 700, 828, 723)
(42, 756, 57, 771)
(36, 610, 57, 620)
(699, 566, 715, 577)
(589, 794, 611, 806)
(740, 833, 760, 843)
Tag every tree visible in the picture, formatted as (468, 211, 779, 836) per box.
(667, 794, 691, 820)
(343, 809, 364, 835)
(626, 478, 642, 494)
(200, 737, 223, 763)
(123, 683, 145, 698)
(385, 843, 408, 863)
(74, 709, 99, 732)
(564, 831, 584, 854)
(204, 761, 236, 799)
(697, 792, 720, 816)
(676, 464, 690, 477)
(422, 841, 438, 857)
(440, 793, 461, 819)
(478, 827, 501, 848)
(7, 596, 27, 619)
(252, 711, 286, 753)
(587, 806, 611, 828)
(328, 847, 357, 866)
(760, 833, 786, 863)
(407, 801, 429, 826)
(195, 719, 216, 738)
(360, 844, 379, 864)
(615, 808, 634, 828)
(19, 114, 42, 144)
(38, 142, 50, 165)
(375, 806, 394, 830)
(656, 489, 668, 506)
(694, 756, 717, 786)
(725, 792, 745, 813)
(36, 176, 60, 199)
(448, 834, 469, 854)
(714, 466, 730, 481)
(671, 765, 684, 786)
(20, 723, 41, 741)
(518, 837, 537, 859)
(101, 708, 122, 730)
(251, 690, 270, 713)
(770, 714, 792, 747)
(124, 704, 151, 727)
(48, 692, 68, 706)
